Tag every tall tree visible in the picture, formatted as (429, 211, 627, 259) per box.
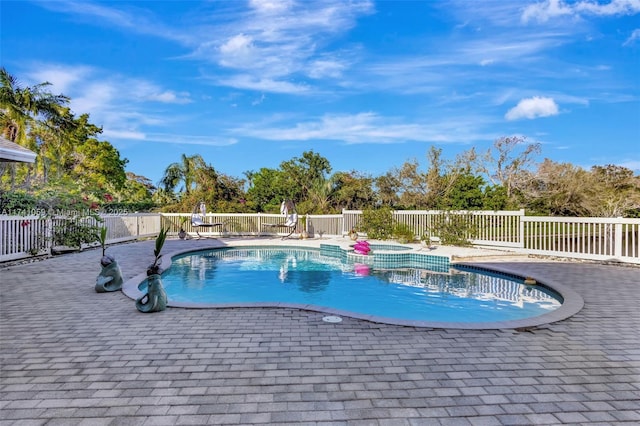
(279, 150, 332, 201)
(245, 167, 291, 212)
(73, 137, 128, 190)
(584, 165, 640, 217)
(160, 154, 207, 195)
(386, 147, 472, 209)
(0, 67, 69, 145)
(437, 171, 486, 210)
(0, 68, 69, 187)
(332, 171, 376, 211)
(518, 159, 590, 216)
(118, 172, 155, 202)
(375, 171, 401, 207)
(470, 136, 541, 199)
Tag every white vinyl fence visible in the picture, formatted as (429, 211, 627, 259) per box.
(0, 213, 160, 262)
(522, 216, 639, 263)
(1, 210, 639, 264)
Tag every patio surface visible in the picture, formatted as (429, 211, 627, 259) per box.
(1, 237, 639, 425)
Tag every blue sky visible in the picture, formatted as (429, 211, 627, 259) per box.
(2, 0, 639, 186)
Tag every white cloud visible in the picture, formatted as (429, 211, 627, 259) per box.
(199, 0, 374, 86)
(103, 130, 238, 146)
(144, 133, 238, 146)
(575, 0, 640, 16)
(231, 112, 496, 144)
(624, 28, 640, 45)
(218, 34, 255, 69)
(522, 0, 640, 23)
(35, 0, 190, 44)
(147, 91, 192, 104)
(220, 34, 254, 54)
(505, 96, 560, 120)
(23, 63, 200, 147)
(522, 0, 573, 23)
(307, 59, 347, 79)
(27, 65, 93, 96)
(102, 129, 147, 140)
(216, 75, 311, 94)
(249, 0, 294, 14)
(252, 93, 266, 106)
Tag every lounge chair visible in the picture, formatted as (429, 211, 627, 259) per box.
(262, 199, 298, 240)
(191, 201, 223, 238)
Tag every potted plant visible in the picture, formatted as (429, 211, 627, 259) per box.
(136, 228, 168, 313)
(95, 226, 123, 292)
(178, 216, 188, 240)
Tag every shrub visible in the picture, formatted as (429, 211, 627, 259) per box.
(52, 211, 103, 248)
(428, 212, 477, 246)
(392, 223, 416, 243)
(360, 207, 393, 240)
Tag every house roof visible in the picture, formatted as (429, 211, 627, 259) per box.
(0, 136, 37, 163)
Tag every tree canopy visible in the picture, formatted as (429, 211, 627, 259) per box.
(2, 68, 639, 218)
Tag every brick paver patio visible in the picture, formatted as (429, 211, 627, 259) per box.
(1, 239, 639, 425)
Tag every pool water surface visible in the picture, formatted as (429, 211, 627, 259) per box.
(152, 247, 562, 324)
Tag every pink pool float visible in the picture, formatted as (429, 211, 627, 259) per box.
(353, 240, 371, 255)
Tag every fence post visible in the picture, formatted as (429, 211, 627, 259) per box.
(614, 217, 623, 259)
(341, 209, 346, 236)
(46, 216, 54, 255)
(518, 209, 525, 248)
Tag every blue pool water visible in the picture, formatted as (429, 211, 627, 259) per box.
(155, 247, 562, 323)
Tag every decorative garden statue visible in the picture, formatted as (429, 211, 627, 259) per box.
(95, 254, 123, 292)
(95, 227, 123, 293)
(135, 273, 167, 313)
(136, 228, 168, 313)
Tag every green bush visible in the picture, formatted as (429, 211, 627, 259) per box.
(392, 223, 416, 243)
(360, 207, 393, 240)
(52, 212, 103, 248)
(0, 190, 39, 214)
(428, 212, 477, 246)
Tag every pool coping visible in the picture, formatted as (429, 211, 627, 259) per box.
(122, 243, 584, 330)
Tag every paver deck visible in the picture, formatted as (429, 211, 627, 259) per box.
(1, 238, 639, 425)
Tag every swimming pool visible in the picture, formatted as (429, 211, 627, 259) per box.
(139, 246, 563, 326)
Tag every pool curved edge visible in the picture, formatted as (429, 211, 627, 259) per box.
(122, 245, 584, 330)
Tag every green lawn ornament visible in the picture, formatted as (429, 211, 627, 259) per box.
(95, 227, 123, 292)
(95, 254, 123, 292)
(136, 273, 167, 313)
(136, 228, 168, 313)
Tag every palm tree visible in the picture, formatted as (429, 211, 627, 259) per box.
(160, 154, 207, 195)
(0, 68, 70, 187)
(307, 177, 336, 213)
(0, 67, 69, 145)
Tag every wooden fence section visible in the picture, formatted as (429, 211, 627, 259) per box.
(1, 211, 639, 264)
